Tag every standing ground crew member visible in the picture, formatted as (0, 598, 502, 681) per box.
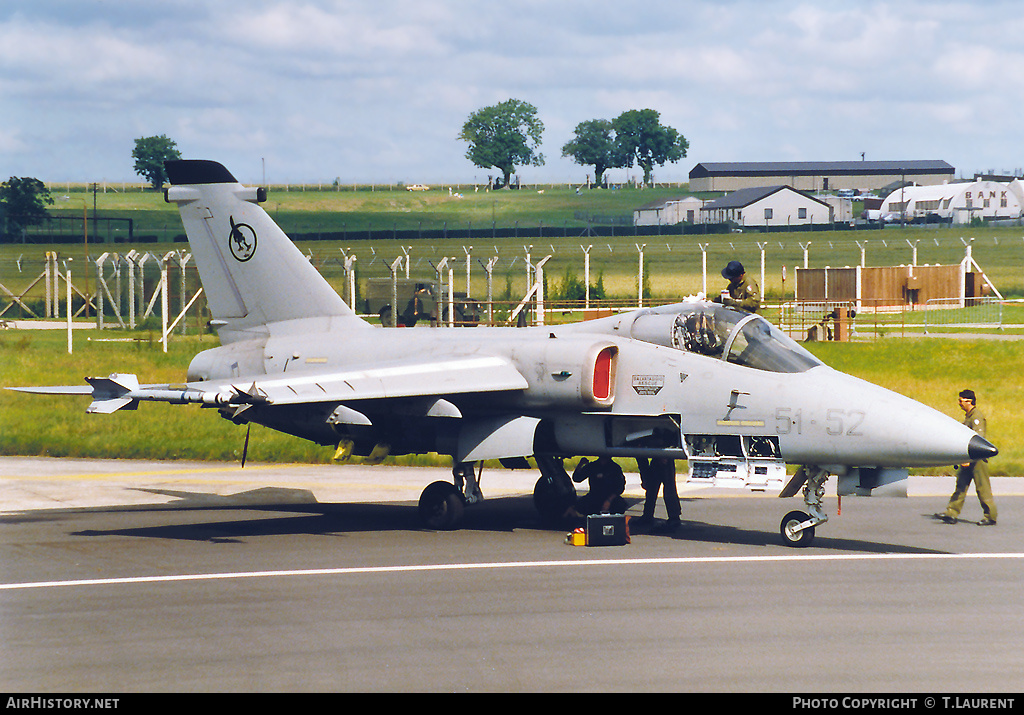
(407, 284, 437, 327)
(936, 389, 997, 525)
(712, 260, 761, 313)
(634, 457, 681, 532)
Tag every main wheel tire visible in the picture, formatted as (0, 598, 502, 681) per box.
(533, 476, 576, 526)
(780, 510, 815, 548)
(419, 481, 465, 530)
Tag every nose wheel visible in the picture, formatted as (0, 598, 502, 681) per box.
(780, 510, 816, 547)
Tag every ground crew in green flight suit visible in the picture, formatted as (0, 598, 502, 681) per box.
(405, 284, 437, 327)
(712, 260, 761, 313)
(937, 389, 997, 525)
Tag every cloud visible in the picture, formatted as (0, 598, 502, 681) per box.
(1, 1, 1022, 182)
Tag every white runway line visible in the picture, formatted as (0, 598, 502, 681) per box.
(4, 552, 1023, 591)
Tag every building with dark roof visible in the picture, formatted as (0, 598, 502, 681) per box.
(700, 185, 832, 227)
(689, 160, 955, 192)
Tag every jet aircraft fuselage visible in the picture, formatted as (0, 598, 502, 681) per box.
(184, 303, 987, 471)
(12, 160, 996, 547)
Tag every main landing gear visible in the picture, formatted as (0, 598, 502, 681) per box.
(417, 461, 483, 530)
(532, 456, 577, 526)
(418, 456, 579, 530)
(778, 465, 830, 547)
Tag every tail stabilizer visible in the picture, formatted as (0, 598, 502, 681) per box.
(164, 160, 366, 336)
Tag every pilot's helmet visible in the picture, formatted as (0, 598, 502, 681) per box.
(680, 309, 717, 353)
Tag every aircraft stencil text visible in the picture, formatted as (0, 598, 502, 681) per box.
(775, 407, 802, 434)
(826, 408, 866, 436)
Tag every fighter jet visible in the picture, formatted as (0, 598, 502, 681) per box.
(12, 160, 997, 547)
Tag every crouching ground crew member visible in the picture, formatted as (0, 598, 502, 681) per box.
(936, 389, 997, 526)
(712, 260, 761, 313)
(563, 456, 627, 519)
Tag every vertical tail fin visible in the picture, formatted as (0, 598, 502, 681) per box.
(164, 160, 365, 336)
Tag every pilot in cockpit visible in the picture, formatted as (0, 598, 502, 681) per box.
(672, 309, 723, 357)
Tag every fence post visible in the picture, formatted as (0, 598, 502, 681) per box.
(906, 239, 919, 266)
(800, 242, 811, 269)
(95, 254, 105, 330)
(432, 257, 448, 327)
(66, 266, 72, 354)
(535, 255, 551, 326)
(581, 244, 592, 311)
(758, 242, 767, 299)
(698, 243, 709, 296)
(160, 258, 169, 353)
(482, 255, 498, 325)
(523, 245, 533, 297)
(447, 261, 456, 327)
(125, 250, 138, 329)
(44, 252, 53, 318)
(387, 256, 404, 328)
(636, 243, 646, 309)
(340, 250, 358, 309)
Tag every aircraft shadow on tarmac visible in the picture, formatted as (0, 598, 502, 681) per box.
(633, 516, 945, 554)
(3, 485, 947, 554)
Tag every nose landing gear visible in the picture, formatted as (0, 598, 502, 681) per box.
(778, 465, 829, 547)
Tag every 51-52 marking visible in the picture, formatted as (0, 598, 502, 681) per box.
(776, 407, 865, 436)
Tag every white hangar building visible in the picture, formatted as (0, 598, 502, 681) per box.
(700, 186, 833, 228)
(633, 196, 705, 225)
(878, 179, 1024, 224)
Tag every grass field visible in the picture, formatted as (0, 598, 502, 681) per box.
(1, 329, 1020, 476)
(42, 181, 693, 238)
(7, 184, 1024, 308)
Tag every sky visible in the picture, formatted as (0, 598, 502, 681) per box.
(2, 0, 1023, 186)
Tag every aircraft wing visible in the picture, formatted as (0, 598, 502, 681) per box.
(9, 354, 529, 414)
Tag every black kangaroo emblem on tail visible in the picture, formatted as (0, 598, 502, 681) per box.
(228, 216, 257, 262)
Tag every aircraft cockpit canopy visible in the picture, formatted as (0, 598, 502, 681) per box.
(631, 304, 823, 374)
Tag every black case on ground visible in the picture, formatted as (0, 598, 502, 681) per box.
(586, 513, 629, 546)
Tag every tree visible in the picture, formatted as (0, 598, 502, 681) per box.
(612, 109, 688, 186)
(552, 266, 587, 302)
(561, 119, 622, 186)
(0, 177, 53, 242)
(459, 99, 544, 188)
(132, 134, 182, 190)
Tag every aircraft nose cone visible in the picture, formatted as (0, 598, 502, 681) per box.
(968, 435, 998, 461)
